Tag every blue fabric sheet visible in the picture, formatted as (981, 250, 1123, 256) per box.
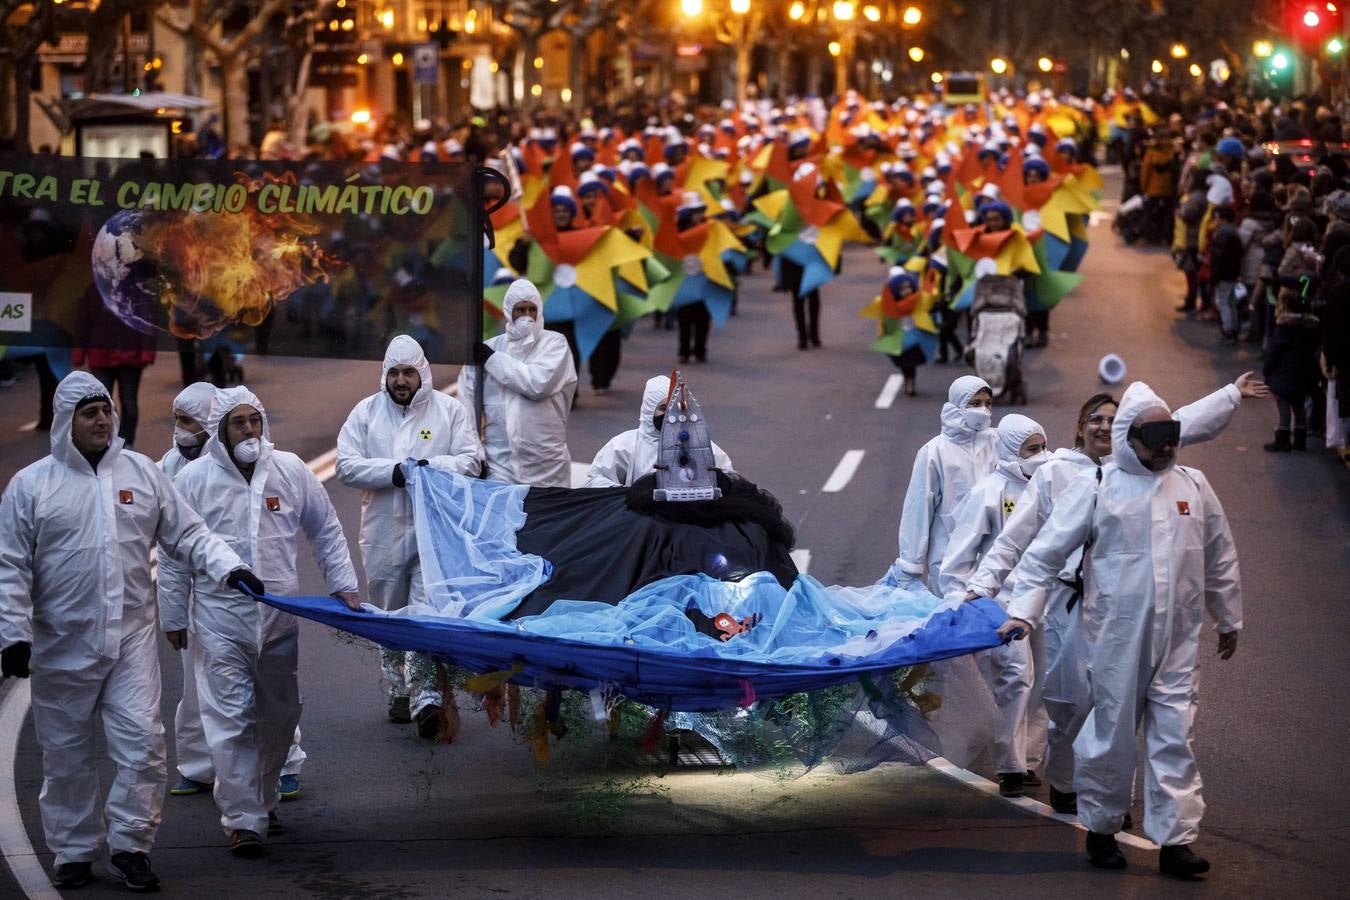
(263, 469, 1007, 711)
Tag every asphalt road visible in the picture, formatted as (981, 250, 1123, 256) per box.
(2, 172, 1348, 898)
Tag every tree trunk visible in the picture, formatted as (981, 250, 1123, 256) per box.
(521, 31, 539, 111)
(13, 55, 32, 151)
(286, 48, 313, 148)
(221, 51, 250, 150)
(735, 42, 749, 107)
(567, 32, 585, 109)
(83, 8, 122, 95)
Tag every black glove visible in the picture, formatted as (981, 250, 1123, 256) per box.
(1, 642, 31, 678)
(472, 342, 494, 365)
(392, 463, 407, 488)
(226, 568, 266, 599)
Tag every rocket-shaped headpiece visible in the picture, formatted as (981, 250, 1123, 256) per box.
(653, 370, 723, 503)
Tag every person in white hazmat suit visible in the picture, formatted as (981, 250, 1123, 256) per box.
(160, 387, 359, 857)
(457, 278, 578, 487)
(584, 373, 734, 487)
(938, 413, 1048, 798)
(336, 335, 482, 737)
(159, 384, 309, 799)
(964, 374, 1262, 814)
(0, 372, 255, 892)
(998, 382, 1242, 878)
(884, 374, 998, 590)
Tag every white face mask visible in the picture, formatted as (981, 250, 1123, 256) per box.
(962, 407, 992, 432)
(174, 425, 205, 449)
(1019, 450, 1050, 478)
(506, 315, 536, 340)
(232, 437, 262, 464)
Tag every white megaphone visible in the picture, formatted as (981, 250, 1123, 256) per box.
(1098, 353, 1126, 385)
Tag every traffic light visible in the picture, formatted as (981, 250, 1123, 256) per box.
(1291, 3, 1343, 51)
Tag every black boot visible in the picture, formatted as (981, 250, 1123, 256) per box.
(1049, 785, 1078, 814)
(998, 771, 1025, 797)
(1263, 428, 1291, 452)
(1292, 428, 1308, 451)
(1159, 844, 1210, 879)
(1086, 831, 1127, 869)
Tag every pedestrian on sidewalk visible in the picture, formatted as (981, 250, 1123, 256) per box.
(1208, 205, 1244, 340)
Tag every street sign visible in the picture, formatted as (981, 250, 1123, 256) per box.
(413, 43, 439, 84)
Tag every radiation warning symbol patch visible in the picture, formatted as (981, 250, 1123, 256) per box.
(419, 428, 432, 440)
(1002, 498, 1017, 516)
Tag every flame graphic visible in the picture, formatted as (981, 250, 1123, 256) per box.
(110, 170, 335, 341)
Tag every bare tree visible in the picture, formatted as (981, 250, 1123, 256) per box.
(488, 0, 576, 110)
(561, 0, 610, 110)
(157, 0, 290, 147)
(0, 0, 56, 149)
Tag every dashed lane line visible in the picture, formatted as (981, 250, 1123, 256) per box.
(874, 374, 905, 410)
(822, 450, 865, 493)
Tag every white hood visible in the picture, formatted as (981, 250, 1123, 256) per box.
(51, 371, 121, 472)
(638, 374, 672, 438)
(1112, 381, 1173, 477)
(502, 278, 545, 355)
(940, 375, 991, 444)
(994, 412, 1045, 482)
(208, 386, 273, 471)
(382, 334, 434, 411)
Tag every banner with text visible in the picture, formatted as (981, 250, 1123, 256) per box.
(0, 153, 484, 365)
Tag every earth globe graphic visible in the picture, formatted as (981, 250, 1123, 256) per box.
(91, 208, 167, 336)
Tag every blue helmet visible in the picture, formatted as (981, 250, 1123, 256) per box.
(887, 270, 919, 298)
(981, 200, 1014, 228)
(1023, 158, 1052, 180)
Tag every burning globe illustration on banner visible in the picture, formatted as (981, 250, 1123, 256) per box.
(91, 202, 330, 340)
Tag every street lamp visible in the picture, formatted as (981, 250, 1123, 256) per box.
(681, 0, 703, 17)
(1151, 58, 1164, 74)
(901, 5, 922, 26)
(1188, 63, 1202, 77)
(1253, 39, 1273, 58)
(930, 71, 943, 83)
(990, 56, 1008, 75)
(833, 0, 855, 21)
(862, 4, 881, 22)
(788, 0, 805, 19)
(731, 0, 750, 13)
(1037, 56, 1053, 72)
(909, 46, 925, 62)
(828, 40, 842, 56)
(1169, 42, 1188, 59)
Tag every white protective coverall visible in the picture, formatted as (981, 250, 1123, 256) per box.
(0, 372, 243, 865)
(938, 413, 1045, 775)
(457, 279, 577, 487)
(965, 382, 1243, 792)
(161, 387, 358, 838)
(1005, 382, 1242, 846)
(889, 375, 999, 588)
(584, 375, 734, 487)
(336, 336, 482, 714)
(159, 382, 307, 785)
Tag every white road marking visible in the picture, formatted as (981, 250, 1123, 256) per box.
(924, 756, 1159, 851)
(822, 450, 865, 493)
(0, 681, 60, 899)
(569, 461, 590, 488)
(789, 549, 812, 574)
(0, 382, 464, 897)
(874, 374, 905, 410)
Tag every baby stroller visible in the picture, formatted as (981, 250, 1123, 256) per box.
(966, 274, 1027, 404)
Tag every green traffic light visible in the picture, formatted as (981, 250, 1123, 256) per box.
(1272, 51, 1290, 70)
(1329, 37, 1346, 54)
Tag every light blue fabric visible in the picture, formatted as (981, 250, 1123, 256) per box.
(264, 469, 1006, 711)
